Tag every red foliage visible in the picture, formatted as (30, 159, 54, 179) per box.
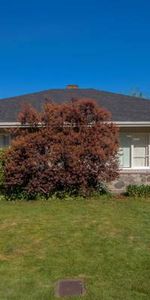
(4, 98, 119, 196)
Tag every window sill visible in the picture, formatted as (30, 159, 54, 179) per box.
(119, 168, 150, 174)
(120, 167, 150, 170)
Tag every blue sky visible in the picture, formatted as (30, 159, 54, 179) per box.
(0, 0, 150, 98)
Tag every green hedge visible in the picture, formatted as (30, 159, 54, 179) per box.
(127, 184, 150, 197)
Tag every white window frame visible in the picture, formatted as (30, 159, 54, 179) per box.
(119, 132, 150, 170)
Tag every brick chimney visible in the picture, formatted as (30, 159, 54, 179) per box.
(66, 84, 79, 89)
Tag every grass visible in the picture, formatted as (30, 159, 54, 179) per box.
(0, 195, 150, 300)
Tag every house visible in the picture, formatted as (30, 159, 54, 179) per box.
(0, 85, 150, 192)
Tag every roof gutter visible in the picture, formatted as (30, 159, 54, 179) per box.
(0, 121, 150, 128)
(115, 121, 150, 127)
(0, 122, 21, 128)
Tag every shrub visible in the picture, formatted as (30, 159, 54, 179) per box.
(127, 184, 150, 197)
(96, 182, 110, 195)
(4, 98, 119, 198)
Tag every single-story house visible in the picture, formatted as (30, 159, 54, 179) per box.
(1, 85, 150, 192)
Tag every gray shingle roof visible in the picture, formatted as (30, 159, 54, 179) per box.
(0, 88, 150, 122)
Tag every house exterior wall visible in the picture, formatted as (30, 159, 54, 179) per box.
(108, 170, 150, 193)
(108, 127, 150, 193)
(1, 126, 150, 194)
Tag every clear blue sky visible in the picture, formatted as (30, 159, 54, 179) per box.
(0, 0, 150, 98)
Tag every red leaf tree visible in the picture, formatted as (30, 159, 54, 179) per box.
(4, 98, 119, 197)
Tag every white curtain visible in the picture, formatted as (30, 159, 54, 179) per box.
(133, 135, 148, 167)
(119, 134, 131, 168)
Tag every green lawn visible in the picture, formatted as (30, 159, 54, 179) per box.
(0, 196, 150, 300)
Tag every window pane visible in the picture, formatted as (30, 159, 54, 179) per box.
(134, 157, 146, 167)
(133, 134, 148, 167)
(119, 133, 149, 168)
(0, 135, 11, 148)
(119, 134, 131, 168)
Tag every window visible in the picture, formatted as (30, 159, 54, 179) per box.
(119, 133, 150, 168)
(0, 134, 11, 148)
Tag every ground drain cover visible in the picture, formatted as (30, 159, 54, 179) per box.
(55, 279, 85, 297)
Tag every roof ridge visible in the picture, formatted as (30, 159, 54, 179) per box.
(0, 88, 96, 101)
(0, 87, 150, 102)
